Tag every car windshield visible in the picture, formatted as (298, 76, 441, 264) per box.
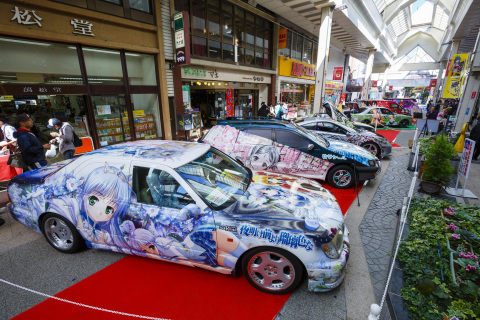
(292, 122, 329, 147)
(176, 148, 250, 210)
(359, 107, 368, 113)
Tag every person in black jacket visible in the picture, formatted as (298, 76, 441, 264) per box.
(13, 114, 50, 170)
(258, 102, 269, 117)
(469, 117, 480, 160)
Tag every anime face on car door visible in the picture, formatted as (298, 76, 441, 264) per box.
(125, 161, 214, 263)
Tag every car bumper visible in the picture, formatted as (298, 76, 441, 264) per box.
(381, 145, 392, 158)
(306, 227, 350, 292)
(6, 202, 16, 220)
(357, 161, 381, 180)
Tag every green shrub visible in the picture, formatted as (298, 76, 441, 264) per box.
(421, 134, 457, 187)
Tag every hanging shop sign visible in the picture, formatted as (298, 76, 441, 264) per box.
(389, 86, 393, 91)
(182, 85, 190, 108)
(442, 53, 469, 99)
(472, 91, 477, 100)
(173, 12, 190, 65)
(445, 59, 451, 77)
(429, 79, 437, 87)
(181, 67, 271, 84)
(226, 89, 234, 117)
(278, 57, 316, 80)
(333, 67, 343, 81)
(325, 81, 343, 90)
(278, 28, 287, 49)
(371, 80, 377, 87)
(339, 93, 346, 105)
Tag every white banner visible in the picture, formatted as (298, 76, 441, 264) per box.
(459, 138, 475, 179)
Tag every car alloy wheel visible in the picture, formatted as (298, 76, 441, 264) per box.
(361, 142, 380, 157)
(332, 170, 351, 187)
(41, 213, 85, 253)
(327, 165, 355, 189)
(400, 119, 409, 128)
(242, 247, 302, 294)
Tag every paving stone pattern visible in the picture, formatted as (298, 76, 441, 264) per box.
(359, 154, 417, 303)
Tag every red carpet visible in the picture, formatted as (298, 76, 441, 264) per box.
(14, 255, 291, 320)
(320, 182, 362, 215)
(376, 129, 402, 147)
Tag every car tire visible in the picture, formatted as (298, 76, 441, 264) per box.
(327, 165, 355, 189)
(242, 247, 303, 294)
(361, 142, 381, 158)
(41, 213, 85, 254)
(400, 119, 409, 128)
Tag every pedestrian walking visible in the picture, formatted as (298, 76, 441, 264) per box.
(13, 114, 50, 170)
(47, 118, 76, 160)
(258, 102, 269, 117)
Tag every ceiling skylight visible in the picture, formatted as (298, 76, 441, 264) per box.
(390, 8, 409, 36)
(410, 0, 434, 26)
(432, 5, 449, 30)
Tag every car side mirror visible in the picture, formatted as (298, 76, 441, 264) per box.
(235, 157, 244, 166)
(308, 144, 315, 151)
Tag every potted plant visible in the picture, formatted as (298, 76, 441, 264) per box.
(420, 134, 457, 194)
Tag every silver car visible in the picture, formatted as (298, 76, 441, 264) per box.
(298, 118, 392, 159)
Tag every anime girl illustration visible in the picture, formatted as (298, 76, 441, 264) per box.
(76, 163, 131, 246)
(246, 145, 280, 171)
(451, 55, 465, 76)
(371, 108, 384, 127)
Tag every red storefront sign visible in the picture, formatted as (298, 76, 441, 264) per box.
(472, 91, 477, 100)
(430, 79, 438, 87)
(333, 67, 343, 81)
(389, 86, 393, 91)
(226, 89, 234, 117)
(339, 93, 346, 105)
(279, 28, 287, 49)
(371, 80, 377, 87)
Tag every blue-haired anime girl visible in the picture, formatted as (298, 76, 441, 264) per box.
(76, 163, 132, 248)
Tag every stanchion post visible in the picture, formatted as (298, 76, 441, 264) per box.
(368, 304, 381, 320)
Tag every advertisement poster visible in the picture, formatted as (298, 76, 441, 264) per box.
(226, 89, 234, 117)
(442, 54, 469, 99)
(278, 28, 287, 49)
(429, 79, 437, 88)
(459, 138, 475, 178)
(333, 67, 343, 81)
(97, 105, 111, 115)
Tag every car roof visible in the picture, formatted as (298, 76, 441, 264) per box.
(217, 118, 292, 128)
(87, 140, 210, 168)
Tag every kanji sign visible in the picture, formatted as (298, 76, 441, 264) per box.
(71, 19, 95, 36)
(371, 80, 377, 87)
(174, 12, 190, 65)
(389, 86, 393, 91)
(472, 91, 477, 100)
(429, 79, 437, 87)
(175, 30, 185, 49)
(279, 28, 287, 49)
(11, 6, 42, 27)
(226, 89, 234, 117)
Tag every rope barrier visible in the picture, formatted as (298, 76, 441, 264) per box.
(0, 278, 170, 320)
(368, 137, 421, 320)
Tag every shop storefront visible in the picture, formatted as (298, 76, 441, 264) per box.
(0, 1, 168, 150)
(277, 56, 315, 117)
(324, 81, 345, 105)
(180, 66, 271, 127)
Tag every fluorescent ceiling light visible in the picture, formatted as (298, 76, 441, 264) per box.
(0, 37, 51, 46)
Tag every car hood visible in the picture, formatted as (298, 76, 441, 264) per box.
(222, 171, 344, 235)
(325, 140, 377, 165)
(10, 159, 74, 185)
(350, 131, 391, 146)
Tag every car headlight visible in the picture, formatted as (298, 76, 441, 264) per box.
(368, 160, 376, 167)
(322, 228, 344, 259)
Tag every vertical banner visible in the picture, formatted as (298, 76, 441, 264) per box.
(445, 59, 451, 77)
(339, 92, 346, 105)
(226, 89, 234, 117)
(429, 79, 437, 88)
(442, 53, 469, 99)
(333, 67, 343, 80)
(388, 86, 393, 91)
(174, 12, 190, 65)
(278, 28, 287, 49)
(182, 85, 190, 108)
(459, 138, 475, 179)
(371, 80, 377, 87)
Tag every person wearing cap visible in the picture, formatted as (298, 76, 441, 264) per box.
(48, 118, 76, 160)
(13, 114, 50, 170)
(0, 116, 17, 151)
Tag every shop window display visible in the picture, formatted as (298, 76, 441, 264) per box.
(92, 95, 131, 146)
(125, 52, 156, 85)
(131, 94, 162, 139)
